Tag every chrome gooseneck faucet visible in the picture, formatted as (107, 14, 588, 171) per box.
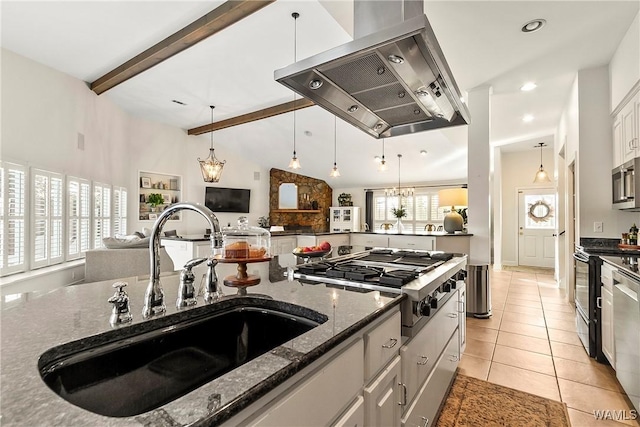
(143, 202, 224, 318)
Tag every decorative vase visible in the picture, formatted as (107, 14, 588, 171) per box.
(395, 219, 404, 234)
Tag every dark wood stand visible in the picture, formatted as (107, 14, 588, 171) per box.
(217, 257, 272, 296)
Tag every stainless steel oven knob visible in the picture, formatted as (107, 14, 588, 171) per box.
(415, 300, 431, 317)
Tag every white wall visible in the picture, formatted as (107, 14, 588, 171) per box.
(610, 11, 640, 111)
(2, 48, 270, 239)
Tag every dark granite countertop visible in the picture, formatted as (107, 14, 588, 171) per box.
(352, 231, 473, 237)
(0, 259, 403, 426)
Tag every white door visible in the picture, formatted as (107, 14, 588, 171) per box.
(518, 189, 556, 268)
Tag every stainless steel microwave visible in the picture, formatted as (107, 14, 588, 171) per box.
(612, 158, 640, 210)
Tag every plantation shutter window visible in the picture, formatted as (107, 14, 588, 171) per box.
(1, 162, 26, 276)
(31, 169, 64, 269)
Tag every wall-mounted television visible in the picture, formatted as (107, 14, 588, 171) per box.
(204, 187, 251, 213)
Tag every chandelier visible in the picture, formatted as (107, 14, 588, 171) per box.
(385, 154, 414, 197)
(198, 105, 226, 183)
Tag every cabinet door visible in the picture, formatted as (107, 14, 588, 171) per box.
(400, 320, 437, 404)
(332, 395, 364, 427)
(601, 285, 615, 368)
(622, 100, 637, 163)
(613, 113, 624, 168)
(351, 234, 389, 248)
(388, 236, 435, 251)
(365, 311, 401, 381)
(364, 355, 401, 427)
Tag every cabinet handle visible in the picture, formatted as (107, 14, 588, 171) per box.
(448, 313, 458, 318)
(596, 296, 602, 309)
(421, 416, 430, 427)
(449, 355, 459, 362)
(398, 382, 407, 406)
(417, 355, 430, 366)
(382, 338, 398, 349)
(458, 301, 465, 314)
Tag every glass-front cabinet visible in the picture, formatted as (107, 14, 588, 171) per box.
(330, 207, 360, 232)
(138, 171, 182, 221)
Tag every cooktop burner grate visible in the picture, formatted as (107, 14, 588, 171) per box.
(379, 270, 420, 287)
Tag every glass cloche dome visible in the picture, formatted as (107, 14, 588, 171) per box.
(222, 216, 271, 259)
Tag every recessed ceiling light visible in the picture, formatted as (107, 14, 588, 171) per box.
(420, 150, 428, 156)
(521, 19, 546, 33)
(520, 82, 537, 91)
(387, 54, 404, 64)
(523, 114, 534, 122)
(304, 130, 312, 137)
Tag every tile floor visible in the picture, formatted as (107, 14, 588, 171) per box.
(459, 267, 640, 426)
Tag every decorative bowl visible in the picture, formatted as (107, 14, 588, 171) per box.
(292, 248, 332, 258)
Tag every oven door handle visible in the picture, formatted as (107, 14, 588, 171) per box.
(573, 252, 589, 263)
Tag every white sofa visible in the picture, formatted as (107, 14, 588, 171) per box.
(84, 247, 174, 283)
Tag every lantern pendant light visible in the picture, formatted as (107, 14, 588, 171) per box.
(288, 12, 301, 170)
(198, 105, 226, 182)
(533, 142, 551, 183)
(330, 116, 340, 177)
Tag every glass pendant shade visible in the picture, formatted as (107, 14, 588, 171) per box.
(378, 138, 387, 171)
(533, 142, 551, 183)
(289, 153, 301, 169)
(198, 106, 225, 183)
(330, 164, 341, 177)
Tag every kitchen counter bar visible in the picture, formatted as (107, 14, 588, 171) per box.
(0, 259, 402, 426)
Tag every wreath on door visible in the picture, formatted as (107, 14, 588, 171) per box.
(528, 199, 553, 223)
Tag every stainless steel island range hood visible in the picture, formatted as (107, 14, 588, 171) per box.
(274, 0, 470, 139)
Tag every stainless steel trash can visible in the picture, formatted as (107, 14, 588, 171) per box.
(466, 264, 491, 318)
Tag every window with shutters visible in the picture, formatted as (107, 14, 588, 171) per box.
(67, 177, 91, 260)
(372, 189, 454, 232)
(113, 186, 128, 236)
(1, 162, 26, 275)
(93, 183, 111, 249)
(32, 169, 64, 269)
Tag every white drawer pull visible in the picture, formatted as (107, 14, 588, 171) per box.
(448, 313, 458, 318)
(421, 416, 430, 427)
(417, 355, 429, 366)
(449, 355, 459, 362)
(398, 382, 407, 406)
(382, 338, 398, 349)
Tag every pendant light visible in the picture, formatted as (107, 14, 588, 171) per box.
(329, 115, 340, 177)
(198, 105, 226, 182)
(288, 12, 301, 169)
(533, 142, 551, 183)
(378, 138, 388, 171)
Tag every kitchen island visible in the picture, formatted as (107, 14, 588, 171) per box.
(1, 255, 404, 426)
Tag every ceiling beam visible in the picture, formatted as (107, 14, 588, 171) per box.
(90, 0, 275, 95)
(188, 98, 315, 135)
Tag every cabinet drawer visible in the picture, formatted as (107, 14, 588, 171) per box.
(251, 339, 364, 426)
(364, 355, 401, 427)
(365, 311, 402, 381)
(601, 262, 616, 292)
(400, 321, 438, 404)
(332, 395, 364, 427)
(401, 330, 459, 427)
(436, 294, 460, 352)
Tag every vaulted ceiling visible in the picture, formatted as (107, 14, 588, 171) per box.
(2, 1, 637, 187)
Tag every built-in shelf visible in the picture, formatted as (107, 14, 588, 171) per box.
(271, 209, 322, 213)
(139, 170, 182, 221)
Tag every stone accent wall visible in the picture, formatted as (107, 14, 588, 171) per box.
(269, 168, 332, 232)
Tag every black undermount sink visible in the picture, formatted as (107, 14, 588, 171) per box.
(38, 298, 327, 417)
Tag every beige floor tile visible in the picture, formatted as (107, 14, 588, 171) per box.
(536, 275, 557, 285)
(506, 297, 543, 308)
(458, 354, 491, 380)
(503, 303, 544, 316)
(568, 408, 633, 427)
(466, 311, 502, 330)
(465, 325, 499, 343)
(544, 309, 575, 322)
(501, 311, 546, 327)
(548, 328, 583, 346)
(554, 358, 623, 392)
(463, 337, 496, 360)
(492, 344, 555, 376)
(491, 299, 506, 311)
(510, 278, 540, 287)
(506, 292, 541, 302)
(544, 302, 575, 313)
(558, 379, 638, 426)
(508, 286, 540, 295)
(547, 317, 577, 332)
(499, 320, 548, 339)
(488, 362, 560, 401)
(551, 341, 593, 364)
(542, 295, 571, 305)
(497, 331, 551, 355)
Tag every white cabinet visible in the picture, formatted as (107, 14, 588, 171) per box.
(330, 207, 361, 232)
(613, 92, 640, 167)
(271, 236, 297, 255)
(161, 238, 213, 271)
(297, 234, 350, 249)
(458, 281, 467, 353)
(601, 262, 617, 368)
(332, 396, 364, 427)
(250, 339, 364, 427)
(388, 235, 435, 251)
(401, 330, 459, 427)
(350, 234, 389, 248)
(364, 311, 402, 381)
(364, 355, 401, 427)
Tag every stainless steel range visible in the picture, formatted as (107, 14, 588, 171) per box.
(291, 248, 468, 337)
